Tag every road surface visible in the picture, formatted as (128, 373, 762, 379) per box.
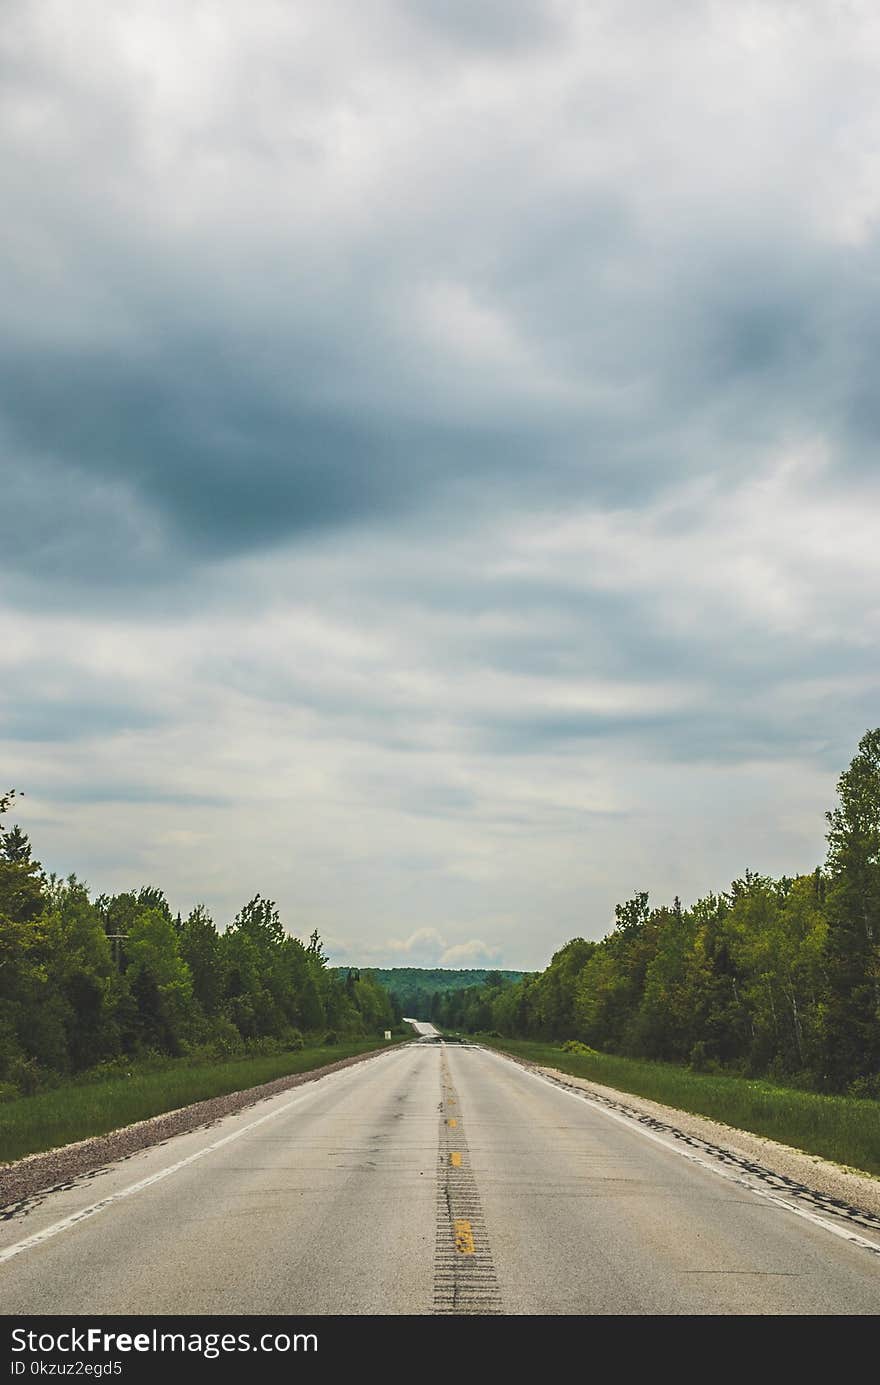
(403, 1018, 440, 1037)
(2, 1042, 879, 1315)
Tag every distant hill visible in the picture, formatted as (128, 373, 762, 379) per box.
(333, 966, 526, 1020)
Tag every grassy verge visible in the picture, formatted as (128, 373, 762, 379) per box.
(477, 1037, 880, 1178)
(0, 1036, 409, 1166)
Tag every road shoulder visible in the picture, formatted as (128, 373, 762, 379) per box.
(487, 1047, 880, 1220)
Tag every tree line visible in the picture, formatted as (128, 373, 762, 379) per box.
(368, 968, 524, 1022)
(434, 729, 880, 1096)
(0, 795, 396, 1098)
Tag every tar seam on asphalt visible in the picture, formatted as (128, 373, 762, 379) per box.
(434, 1049, 502, 1315)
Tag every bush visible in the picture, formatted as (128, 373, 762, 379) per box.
(561, 1040, 599, 1056)
(688, 1040, 720, 1074)
(79, 1059, 128, 1084)
(848, 1074, 880, 1100)
(322, 1030, 338, 1046)
(204, 1017, 245, 1059)
(243, 1036, 285, 1057)
(7, 1056, 43, 1096)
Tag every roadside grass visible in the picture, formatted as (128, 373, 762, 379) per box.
(477, 1037, 880, 1179)
(0, 1036, 409, 1166)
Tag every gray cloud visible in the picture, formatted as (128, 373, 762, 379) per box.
(3, 2, 880, 965)
(6, 1, 879, 591)
(48, 785, 225, 811)
(0, 700, 161, 744)
(402, 0, 566, 53)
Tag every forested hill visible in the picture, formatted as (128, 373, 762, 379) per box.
(349, 968, 526, 1020)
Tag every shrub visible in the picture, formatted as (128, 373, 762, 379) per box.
(79, 1058, 134, 1084)
(204, 1017, 245, 1059)
(848, 1074, 880, 1100)
(7, 1056, 43, 1096)
(243, 1036, 285, 1057)
(688, 1040, 720, 1074)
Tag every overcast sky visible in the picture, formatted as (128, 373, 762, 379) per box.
(3, 1, 879, 969)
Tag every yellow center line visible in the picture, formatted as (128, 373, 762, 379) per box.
(453, 1219, 475, 1254)
(450, 1151, 462, 1167)
(447, 1118, 457, 1128)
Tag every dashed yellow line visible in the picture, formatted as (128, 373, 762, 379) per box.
(453, 1219, 475, 1254)
(450, 1152, 462, 1167)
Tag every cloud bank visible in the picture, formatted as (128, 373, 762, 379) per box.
(2, 2, 879, 966)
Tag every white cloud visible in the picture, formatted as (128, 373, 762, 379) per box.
(440, 939, 502, 966)
(2, 1, 879, 969)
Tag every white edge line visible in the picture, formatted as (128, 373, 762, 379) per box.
(480, 1046, 880, 1260)
(0, 1044, 409, 1268)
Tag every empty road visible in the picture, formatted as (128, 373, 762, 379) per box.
(402, 1018, 440, 1037)
(2, 1041, 879, 1315)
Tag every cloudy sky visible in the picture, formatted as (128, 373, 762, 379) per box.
(3, 1, 879, 969)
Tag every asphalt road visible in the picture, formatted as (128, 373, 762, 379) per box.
(2, 1042, 879, 1315)
(403, 1018, 440, 1037)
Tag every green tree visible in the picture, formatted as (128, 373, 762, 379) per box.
(179, 904, 224, 1015)
(0, 794, 55, 1083)
(43, 875, 117, 1069)
(821, 728, 880, 1087)
(231, 895, 286, 952)
(125, 908, 193, 1053)
(299, 975, 325, 1032)
(637, 898, 700, 1060)
(0, 795, 44, 925)
(725, 873, 827, 1075)
(2, 824, 33, 864)
(575, 894, 659, 1052)
(533, 938, 595, 1038)
(220, 929, 263, 1039)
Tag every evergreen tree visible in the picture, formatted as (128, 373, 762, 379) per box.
(2, 824, 33, 864)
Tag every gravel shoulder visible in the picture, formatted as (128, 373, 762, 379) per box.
(0, 1045, 399, 1210)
